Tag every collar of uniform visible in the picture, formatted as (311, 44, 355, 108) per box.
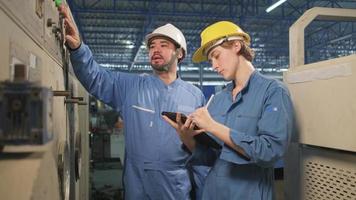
(152, 74, 182, 89)
(167, 76, 183, 89)
(226, 70, 258, 94)
(241, 70, 258, 94)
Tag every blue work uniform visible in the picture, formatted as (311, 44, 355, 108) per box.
(70, 43, 206, 200)
(189, 71, 294, 200)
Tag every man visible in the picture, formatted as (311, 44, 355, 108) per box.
(59, 5, 206, 200)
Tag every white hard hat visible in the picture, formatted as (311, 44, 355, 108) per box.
(145, 23, 187, 61)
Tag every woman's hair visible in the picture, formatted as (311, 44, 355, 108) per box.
(221, 40, 255, 62)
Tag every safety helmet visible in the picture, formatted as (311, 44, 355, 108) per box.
(145, 23, 187, 62)
(192, 21, 251, 63)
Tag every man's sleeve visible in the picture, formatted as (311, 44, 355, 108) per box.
(70, 43, 138, 109)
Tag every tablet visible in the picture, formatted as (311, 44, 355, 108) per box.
(161, 111, 221, 149)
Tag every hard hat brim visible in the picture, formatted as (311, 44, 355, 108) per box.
(192, 44, 209, 63)
(145, 33, 181, 48)
(192, 33, 249, 63)
(145, 33, 166, 46)
(192, 35, 223, 63)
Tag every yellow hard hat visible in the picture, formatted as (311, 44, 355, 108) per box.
(192, 21, 251, 63)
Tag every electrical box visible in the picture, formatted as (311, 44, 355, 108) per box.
(0, 80, 53, 146)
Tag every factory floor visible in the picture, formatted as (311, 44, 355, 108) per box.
(274, 167, 285, 200)
(91, 161, 124, 200)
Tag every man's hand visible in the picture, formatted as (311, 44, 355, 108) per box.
(58, 5, 81, 50)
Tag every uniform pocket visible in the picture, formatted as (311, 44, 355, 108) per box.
(210, 110, 227, 125)
(131, 104, 155, 128)
(169, 168, 190, 193)
(230, 114, 259, 135)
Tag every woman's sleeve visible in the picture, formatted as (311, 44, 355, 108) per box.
(220, 86, 294, 167)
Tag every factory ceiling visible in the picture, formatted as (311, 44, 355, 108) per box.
(68, 0, 356, 85)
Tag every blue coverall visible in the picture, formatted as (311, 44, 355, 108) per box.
(189, 71, 294, 200)
(70, 43, 206, 199)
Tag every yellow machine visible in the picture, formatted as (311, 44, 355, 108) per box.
(0, 1, 89, 199)
(284, 7, 356, 200)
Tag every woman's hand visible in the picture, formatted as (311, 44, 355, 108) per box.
(162, 113, 203, 151)
(190, 107, 216, 132)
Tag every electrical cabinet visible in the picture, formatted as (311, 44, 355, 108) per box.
(0, 1, 89, 200)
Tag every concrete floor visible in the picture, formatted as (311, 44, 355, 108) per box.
(91, 162, 123, 200)
(275, 180, 285, 200)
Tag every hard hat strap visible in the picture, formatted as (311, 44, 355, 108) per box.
(203, 36, 244, 57)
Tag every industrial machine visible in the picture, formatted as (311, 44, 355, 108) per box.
(0, 0, 89, 200)
(284, 7, 356, 200)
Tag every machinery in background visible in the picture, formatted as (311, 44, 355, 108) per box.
(89, 99, 122, 162)
(284, 7, 356, 200)
(0, 1, 89, 200)
(89, 98, 125, 200)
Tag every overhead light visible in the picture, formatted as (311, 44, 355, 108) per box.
(127, 44, 135, 49)
(266, 0, 287, 13)
(329, 34, 352, 43)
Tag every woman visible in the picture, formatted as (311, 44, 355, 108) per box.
(163, 21, 294, 199)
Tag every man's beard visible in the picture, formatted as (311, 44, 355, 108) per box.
(151, 51, 178, 72)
